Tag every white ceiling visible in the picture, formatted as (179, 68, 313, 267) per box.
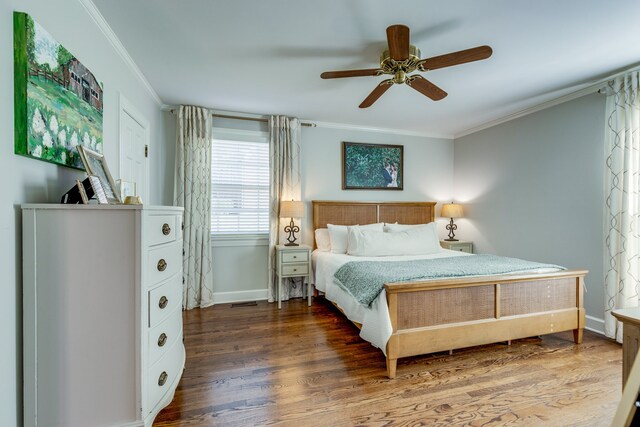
(92, 0, 640, 137)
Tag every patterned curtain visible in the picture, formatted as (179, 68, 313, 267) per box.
(604, 71, 640, 342)
(174, 105, 214, 309)
(268, 115, 303, 302)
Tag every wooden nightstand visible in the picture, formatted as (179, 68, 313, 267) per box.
(440, 240, 473, 253)
(275, 244, 312, 309)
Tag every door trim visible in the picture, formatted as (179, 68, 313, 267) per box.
(119, 93, 150, 202)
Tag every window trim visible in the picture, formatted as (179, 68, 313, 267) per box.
(210, 127, 270, 245)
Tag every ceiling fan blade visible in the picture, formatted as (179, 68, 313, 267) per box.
(386, 24, 410, 61)
(321, 69, 383, 79)
(418, 45, 493, 71)
(359, 80, 394, 108)
(406, 75, 447, 101)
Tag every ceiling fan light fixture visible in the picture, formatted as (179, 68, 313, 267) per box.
(320, 24, 493, 108)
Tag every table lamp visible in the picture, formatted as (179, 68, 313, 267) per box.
(441, 203, 464, 241)
(280, 200, 304, 246)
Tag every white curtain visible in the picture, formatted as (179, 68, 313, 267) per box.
(604, 71, 640, 342)
(174, 105, 214, 309)
(268, 115, 303, 302)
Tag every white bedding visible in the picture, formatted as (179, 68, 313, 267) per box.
(311, 249, 561, 355)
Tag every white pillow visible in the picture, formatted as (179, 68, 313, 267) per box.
(327, 223, 384, 254)
(314, 228, 331, 252)
(383, 222, 397, 232)
(385, 223, 429, 232)
(347, 223, 441, 256)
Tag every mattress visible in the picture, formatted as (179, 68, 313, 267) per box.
(311, 249, 562, 355)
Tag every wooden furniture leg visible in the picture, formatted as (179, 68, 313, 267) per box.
(386, 357, 397, 379)
(573, 328, 583, 344)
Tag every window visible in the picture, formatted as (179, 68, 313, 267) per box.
(210, 130, 269, 238)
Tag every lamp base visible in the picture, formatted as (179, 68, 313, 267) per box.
(283, 218, 300, 246)
(443, 238, 459, 242)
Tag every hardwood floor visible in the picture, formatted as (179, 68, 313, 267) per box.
(155, 298, 622, 426)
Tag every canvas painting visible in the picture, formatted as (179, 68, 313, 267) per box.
(14, 12, 103, 169)
(342, 141, 404, 190)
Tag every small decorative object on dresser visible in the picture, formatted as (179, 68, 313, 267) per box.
(440, 240, 473, 253)
(22, 204, 184, 427)
(117, 179, 137, 202)
(78, 146, 120, 203)
(441, 202, 464, 241)
(276, 244, 312, 309)
(280, 200, 304, 246)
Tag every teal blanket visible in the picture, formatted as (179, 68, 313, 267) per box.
(333, 254, 565, 307)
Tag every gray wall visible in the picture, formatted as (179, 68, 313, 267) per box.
(0, 1, 169, 424)
(301, 126, 454, 243)
(454, 93, 606, 331)
(173, 118, 455, 299)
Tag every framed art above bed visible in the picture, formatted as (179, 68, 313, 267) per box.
(342, 142, 403, 190)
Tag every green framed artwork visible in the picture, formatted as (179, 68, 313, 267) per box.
(14, 12, 104, 170)
(342, 141, 404, 190)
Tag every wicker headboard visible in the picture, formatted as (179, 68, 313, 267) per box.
(312, 200, 436, 248)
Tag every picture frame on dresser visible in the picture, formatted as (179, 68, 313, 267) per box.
(78, 146, 120, 204)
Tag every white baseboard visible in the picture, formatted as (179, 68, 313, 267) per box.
(585, 315, 605, 336)
(212, 289, 268, 304)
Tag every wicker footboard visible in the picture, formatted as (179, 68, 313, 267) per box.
(383, 270, 587, 378)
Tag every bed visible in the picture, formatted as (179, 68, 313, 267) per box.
(312, 200, 587, 378)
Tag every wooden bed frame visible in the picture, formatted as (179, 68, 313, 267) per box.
(312, 200, 587, 378)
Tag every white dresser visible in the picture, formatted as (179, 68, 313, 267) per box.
(22, 204, 185, 427)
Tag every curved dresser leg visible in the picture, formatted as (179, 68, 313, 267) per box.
(573, 328, 584, 344)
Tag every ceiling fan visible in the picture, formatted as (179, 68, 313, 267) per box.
(320, 24, 493, 108)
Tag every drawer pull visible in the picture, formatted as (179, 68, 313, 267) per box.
(158, 371, 168, 386)
(158, 333, 168, 347)
(293, 268, 297, 272)
(157, 259, 167, 271)
(159, 296, 169, 309)
(162, 223, 171, 235)
(293, 255, 297, 259)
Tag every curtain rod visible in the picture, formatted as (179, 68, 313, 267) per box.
(169, 109, 316, 127)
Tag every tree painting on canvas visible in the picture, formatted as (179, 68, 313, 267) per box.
(14, 12, 103, 169)
(342, 141, 404, 190)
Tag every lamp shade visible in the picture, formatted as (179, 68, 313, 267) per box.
(441, 203, 463, 219)
(280, 200, 304, 218)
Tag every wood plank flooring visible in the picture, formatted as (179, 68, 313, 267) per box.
(155, 298, 622, 426)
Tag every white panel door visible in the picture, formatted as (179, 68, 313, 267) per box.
(120, 108, 148, 202)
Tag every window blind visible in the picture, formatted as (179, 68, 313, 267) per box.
(211, 138, 269, 235)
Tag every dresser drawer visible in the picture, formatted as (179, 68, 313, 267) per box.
(147, 240, 182, 287)
(281, 263, 309, 276)
(282, 251, 308, 263)
(146, 214, 180, 247)
(148, 307, 182, 366)
(149, 274, 182, 328)
(147, 336, 184, 414)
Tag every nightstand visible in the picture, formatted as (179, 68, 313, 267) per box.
(275, 244, 312, 309)
(440, 240, 473, 253)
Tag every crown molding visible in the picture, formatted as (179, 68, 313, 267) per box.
(309, 120, 454, 140)
(453, 83, 602, 139)
(454, 61, 640, 139)
(78, 0, 164, 106)
(166, 106, 454, 139)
